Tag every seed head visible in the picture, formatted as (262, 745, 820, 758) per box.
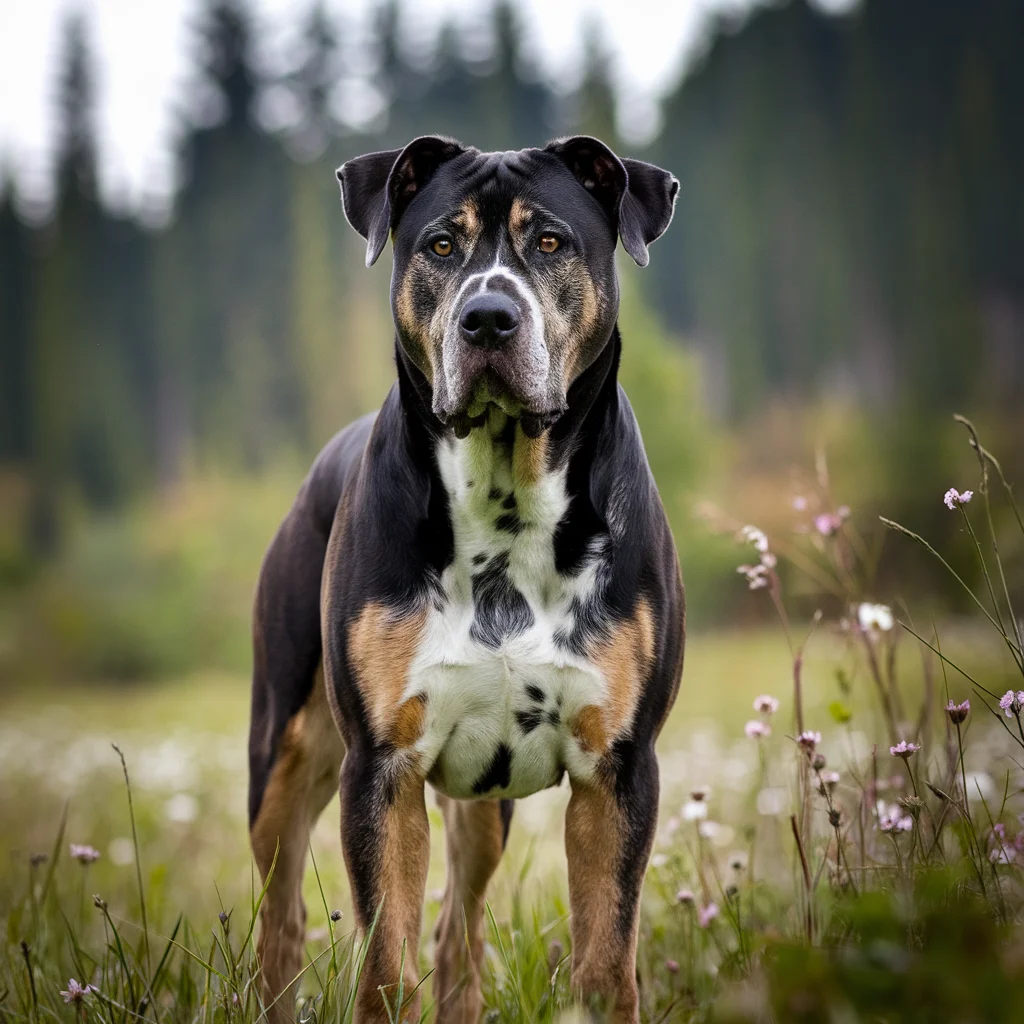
(797, 731, 822, 753)
(812, 752, 827, 771)
(330, 909, 342, 922)
(676, 888, 696, 905)
(92, 894, 107, 910)
(828, 808, 842, 828)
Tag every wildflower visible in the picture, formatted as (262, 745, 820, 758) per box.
(797, 730, 822, 753)
(69, 844, 100, 865)
(828, 808, 842, 828)
(737, 564, 769, 590)
(811, 752, 827, 771)
(676, 888, 696, 905)
(698, 903, 719, 928)
(890, 740, 921, 760)
(760, 551, 778, 569)
(753, 694, 780, 715)
(725, 884, 739, 898)
(814, 513, 843, 537)
(857, 603, 894, 632)
(218, 910, 229, 928)
(690, 786, 710, 802)
(29, 853, 48, 868)
(945, 699, 970, 725)
(792, 496, 808, 511)
(943, 488, 974, 510)
(729, 852, 748, 872)
(683, 800, 707, 821)
(739, 525, 769, 553)
(61, 979, 96, 1004)
(999, 691, 1024, 717)
(878, 804, 913, 833)
(665, 958, 680, 974)
(547, 939, 564, 973)
(92, 895, 107, 910)
(330, 909, 342, 922)
(745, 720, 771, 739)
(818, 770, 840, 794)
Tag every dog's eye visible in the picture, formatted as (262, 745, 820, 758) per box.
(538, 235, 560, 254)
(432, 238, 453, 257)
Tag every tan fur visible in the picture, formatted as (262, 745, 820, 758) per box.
(565, 779, 641, 1023)
(252, 667, 345, 1023)
(433, 797, 507, 1023)
(452, 199, 482, 243)
(508, 197, 534, 237)
(512, 422, 548, 487)
(591, 598, 655, 737)
(350, 772, 430, 1023)
(392, 694, 428, 748)
(347, 602, 426, 744)
(396, 260, 434, 380)
(571, 703, 609, 755)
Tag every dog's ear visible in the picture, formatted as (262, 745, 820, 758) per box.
(337, 136, 466, 267)
(543, 136, 678, 267)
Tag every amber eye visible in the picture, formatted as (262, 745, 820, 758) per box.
(538, 235, 560, 254)
(432, 238, 453, 257)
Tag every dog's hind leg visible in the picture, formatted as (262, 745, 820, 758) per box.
(250, 667, 344, 1023)
(432, 797, 512, 1023)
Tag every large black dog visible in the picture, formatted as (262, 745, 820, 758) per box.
(248, 136, 685, 1023)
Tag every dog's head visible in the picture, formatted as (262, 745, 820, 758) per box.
(337, 136, 678, 436)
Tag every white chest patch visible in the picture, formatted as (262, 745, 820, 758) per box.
(404, 421, 611, 800)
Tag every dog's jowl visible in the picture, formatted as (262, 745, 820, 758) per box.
(248, 135, 685, 1024)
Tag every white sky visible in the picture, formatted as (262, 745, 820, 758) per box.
(0, 0, 855, 220)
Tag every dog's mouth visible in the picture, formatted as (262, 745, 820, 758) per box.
(438, 369, 564, 439)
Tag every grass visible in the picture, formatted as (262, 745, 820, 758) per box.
(0, 624, 1018, 1023)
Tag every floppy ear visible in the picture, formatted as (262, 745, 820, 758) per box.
(543, 136, 678, 267)
(336, 135, 466, 267)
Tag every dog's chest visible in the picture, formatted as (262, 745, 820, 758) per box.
(405, 430, 609, 799)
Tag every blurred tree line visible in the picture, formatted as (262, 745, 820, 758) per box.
(0, 0, 1021, 562)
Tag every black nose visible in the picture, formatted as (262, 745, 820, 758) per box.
(459, 292, 521, 349)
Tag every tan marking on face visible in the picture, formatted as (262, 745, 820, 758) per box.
(512, 423, 549, 488)
(565, 780, 639, 1018)
(392, 693, 428, 747)
(571, 703, 609, 754)
(508, 197, 534, 237)
(452, 198, 481, 242)
(347, 602, 427, 744)
(396, 257, 435, 381)
(591, 598, 656, 739)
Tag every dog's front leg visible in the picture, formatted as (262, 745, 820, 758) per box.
(340, 748, 429, 1023)
(565, 742, 659, 1023)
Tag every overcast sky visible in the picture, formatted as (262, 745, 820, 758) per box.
(0, 0, 854, 219)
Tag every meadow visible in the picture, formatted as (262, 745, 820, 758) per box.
(3, 418, 1024, 1022)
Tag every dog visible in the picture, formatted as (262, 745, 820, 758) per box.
(248, 135, 685, 1023)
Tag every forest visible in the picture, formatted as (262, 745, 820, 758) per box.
(1, 0, 1021, 635)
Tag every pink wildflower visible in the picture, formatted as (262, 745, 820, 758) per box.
(745, 720, 771, 739)
(818, 770, 840, 794)
(878, 804, 913, 833)
(698, 903, 719, 928)
(676, 888, 695, 905)
(999, 691, 1024, 718)
(889, 740, 921, 760)
(69, 844, 101, 865)
(943, 488, 974, 510)
(665, 958, 680, 974)
(61, 979, 96, 1004)
(797, 730, 822, 753)
(945, 699, 970, 725)
(814, 513, 843, 537)
(753, 694, 780, 715)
